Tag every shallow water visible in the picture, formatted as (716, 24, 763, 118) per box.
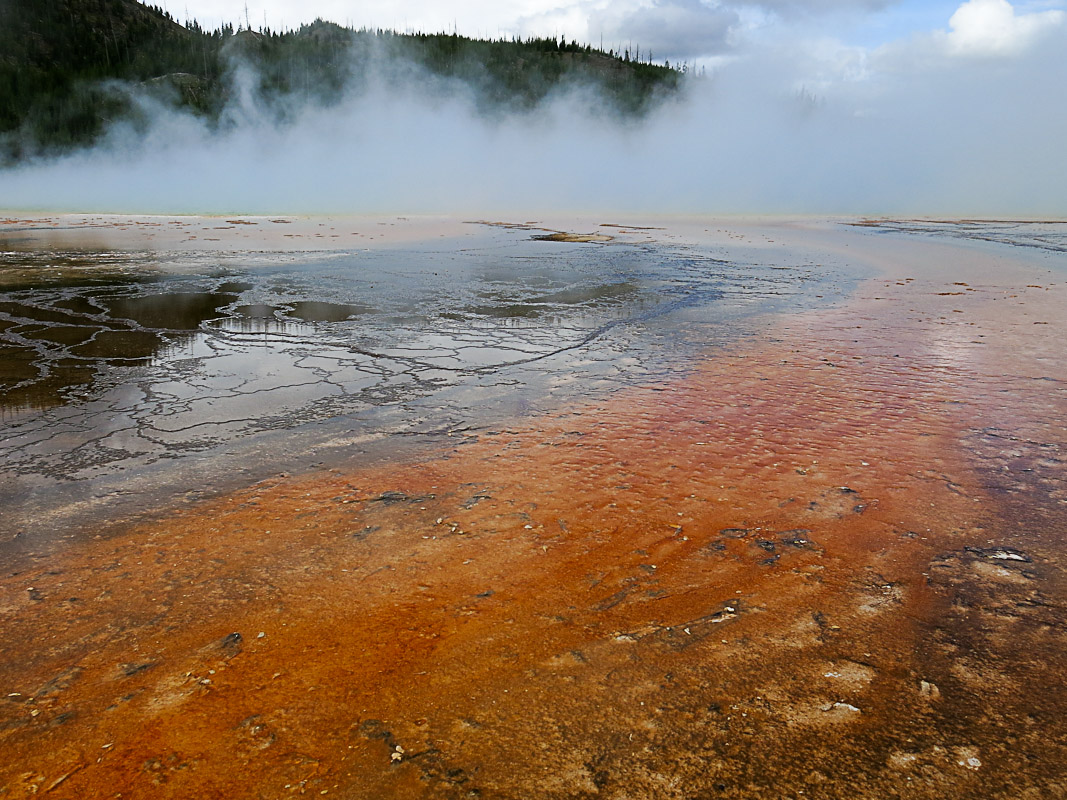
(0, 223, 844, 546)
(850, 218, 1067, 253)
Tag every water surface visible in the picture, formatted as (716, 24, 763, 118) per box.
(0, 221, 846, 545)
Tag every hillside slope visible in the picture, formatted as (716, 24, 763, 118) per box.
(0, 0, 681, 161)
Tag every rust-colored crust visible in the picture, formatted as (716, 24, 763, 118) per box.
(3, 228, 1066, 799)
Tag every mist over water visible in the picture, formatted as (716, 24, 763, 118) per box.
(3, 23, 1066, 217)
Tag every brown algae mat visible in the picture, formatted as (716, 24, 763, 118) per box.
(2, 222, 1067, 799)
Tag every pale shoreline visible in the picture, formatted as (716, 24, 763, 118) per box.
(2, 208, 1061, 269)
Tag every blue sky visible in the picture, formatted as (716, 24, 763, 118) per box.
(829, 1, 959, 46)
(166, 0, 1065, 69)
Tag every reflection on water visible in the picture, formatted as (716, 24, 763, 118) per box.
(105, 291, 240, 330)
(289, 300, 371, 322)
(0, 227, 839, 540)
(0, 289, 240, 408)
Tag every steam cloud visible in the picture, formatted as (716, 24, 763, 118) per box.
(3, 0, 1065, 217)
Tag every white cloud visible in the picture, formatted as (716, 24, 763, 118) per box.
(585, 0, 740, 61)
(870, 0, 1066, 78)
(945, 0, 1064, 56)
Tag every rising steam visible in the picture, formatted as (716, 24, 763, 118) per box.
(3, 6, 1065, 217)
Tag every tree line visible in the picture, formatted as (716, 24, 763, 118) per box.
(0, 0, 683, 163)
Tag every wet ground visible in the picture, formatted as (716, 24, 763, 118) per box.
(850, 218, 1067, 254)
(1, 216, 1066, 799)
(0, 218, 841, 547)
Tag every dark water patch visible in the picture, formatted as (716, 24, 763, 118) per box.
(287, 301, 370, 322)
(0, 260, 167, 292)
(22, 325, 100, 346)
(0, 301, 88, 326)
(217, 281, 254, 294)
(53, 296, 106, 315)
(68, 329, 166, 362)
(233, 303, 278, 319)
(0, 343, 38, 384)
(0, 345, 98, 412)
(0, 284, 251, 410)
(104, 292, 238, 330)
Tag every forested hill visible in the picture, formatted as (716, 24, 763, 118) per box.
(0, 0, 682, 162)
